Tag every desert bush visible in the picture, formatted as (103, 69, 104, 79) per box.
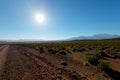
(110, 50, 120, 58)
(95, 51, 107, 59)
(95, 53, 102, 60)
(47, 48, 57, 54)
(73, 47, 86, 52)
(105, 49, 111, 54)
(73, 47, 79, 52)
(85, 53, 98, 65)
(39, 47, 44, 53)
(111, 52, 120, 58)
(98, 59, 109, 70)
(99, 51, 107, 57)
(79, 48, 86, 52)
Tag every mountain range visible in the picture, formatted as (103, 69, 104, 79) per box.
(68, 34, 120, 40)
(0, 34, 120, 43)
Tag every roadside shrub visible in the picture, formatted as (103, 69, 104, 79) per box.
(98, 59, 109, 70)
(85, 53, 98, 65)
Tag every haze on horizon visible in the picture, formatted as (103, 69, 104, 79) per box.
(0, 0, 120, 40)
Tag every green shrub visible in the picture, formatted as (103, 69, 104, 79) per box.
(73, 47, 86, 52)
(98, 59, 109, 70)
(95, 53, 102, 59)
(85, 53, 98, 65)
(47, 48, 57, 54)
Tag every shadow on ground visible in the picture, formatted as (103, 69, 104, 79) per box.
(105, 68, 120, 80)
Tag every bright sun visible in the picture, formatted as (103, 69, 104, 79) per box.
(35, 13, 45, 23)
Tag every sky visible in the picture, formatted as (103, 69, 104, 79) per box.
(0, 0, 120, 40)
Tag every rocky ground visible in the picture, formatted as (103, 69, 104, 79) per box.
(0, 45, 119, 80)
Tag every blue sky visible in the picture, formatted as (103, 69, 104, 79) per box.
(0, 0, 120, 40)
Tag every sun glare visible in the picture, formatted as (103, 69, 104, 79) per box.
(35, 13, 45, 23)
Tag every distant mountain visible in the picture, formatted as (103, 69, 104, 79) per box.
(68, 34, 120, 40)
(0, 39, 44, 43)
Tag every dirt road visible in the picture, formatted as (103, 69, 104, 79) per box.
(0, 45, 87, 80)
(0, 45, 9, 71)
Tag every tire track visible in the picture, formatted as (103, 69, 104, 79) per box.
(0, 45, 9, 80)
(0, 45, 9, 71)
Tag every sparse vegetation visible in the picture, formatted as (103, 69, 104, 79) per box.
(19, 38, 120, 80)
(98, 59, 109, 70)
(73, 47, 86, 52)
(85, 53, 98, 65)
